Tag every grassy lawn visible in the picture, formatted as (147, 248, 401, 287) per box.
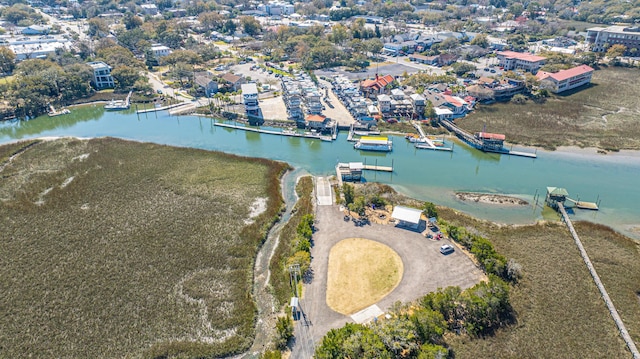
(437, 208, 639, 358)
(0, 138, 287, 358)
(458, 67, 640, 150)
(326, 238, 403, 315)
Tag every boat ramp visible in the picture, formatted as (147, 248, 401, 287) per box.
(440, 120, 536, 158)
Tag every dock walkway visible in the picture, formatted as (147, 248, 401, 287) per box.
(558, 203, 640, 359)
(411, 121, 453, 152)
(136, 103, 186, 114)
(441, 120, 536, 158)
(213, 122, 334, 141)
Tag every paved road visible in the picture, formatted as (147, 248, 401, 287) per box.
(291, 204, 485, 358)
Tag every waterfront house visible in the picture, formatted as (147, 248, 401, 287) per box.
(410, 93, 426, 118)
(305, 114, 328, 130)
(535, 65, 594, 94)
(87, 61, 115, 89)
(377, 94, 391, 114)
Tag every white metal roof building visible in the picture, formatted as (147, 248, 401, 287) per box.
(391, 205, 423, 229)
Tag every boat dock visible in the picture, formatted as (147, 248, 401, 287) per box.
(411, 121, 453, 152)
(336, 161, 393, 185)
(213, 122, 335, 141)
(136, 103, 186, 114)
(440, 120, 536, 158)
(168, 102, 197, 116)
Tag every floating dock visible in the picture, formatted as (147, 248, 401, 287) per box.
(336, 161, 393, 185)
(440, 120, 536, 158)
(411, 121, 453, 152)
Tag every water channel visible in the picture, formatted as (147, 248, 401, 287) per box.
(1, 104, 639, 240)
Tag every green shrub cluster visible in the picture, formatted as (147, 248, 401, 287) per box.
(440, 221, 521, 283)
(269, 176, 315, 305)
(315, 276, 513, 358)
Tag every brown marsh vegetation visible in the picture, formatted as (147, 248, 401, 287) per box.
(0, 137, 288, 358)
(458, 67, 640, 150)
(439, 208, 640, 358)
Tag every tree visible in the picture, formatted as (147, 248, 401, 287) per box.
(240, 16, 262, 36)
(342, 183, 355, 205)
(450, 62, 476, 76)
(124, 13, 143, 30)
(330, 24, 350, 45)
(422, 202, 438, 219)
(275, 316, 294, 349)
(223, 19, 236, 35)
(0, 47, 16, 76)
(606, 44, 627, 60)
(440, 37, 460, 51)
(87, 18, 109, 38)
(111, 66, 141, 90)
(470, 33, 489, 48)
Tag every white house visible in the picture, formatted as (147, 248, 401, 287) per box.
(150, 44, 172, 59)
(391, 205, 423, 230)
(87, 61, 115, 89)
(140, 4, 158, 15)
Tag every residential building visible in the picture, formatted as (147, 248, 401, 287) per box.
(360, 74, 395, 99)
(305, 114, 327, 129)
(150, 44, 172, 58)
(408, 54, 438, 65)
(140, 4, 158, 15)
(219, 73, 245, 91)
(587, 26, 640, 54)
(241, 83, 259, 116)
(377, 94, 391, 114)
(87, 61, 115, 89)
(258, 1, 294, 16)
(497, 51, 546, 72)
(410, 93, 426, 117)
(389, 89, 413, 117)
(536, 65, 594, 93)
(194, 71, 219, 97)
(281, 77, 303, 121)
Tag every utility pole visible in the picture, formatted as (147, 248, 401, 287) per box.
(288, 264, 301, 297)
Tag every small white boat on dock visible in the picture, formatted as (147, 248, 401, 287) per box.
(104, 91, 132, 111)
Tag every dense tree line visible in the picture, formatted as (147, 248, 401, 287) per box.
(4, 59, 93, 118)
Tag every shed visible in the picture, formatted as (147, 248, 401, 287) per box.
(391, 206, 423, 229)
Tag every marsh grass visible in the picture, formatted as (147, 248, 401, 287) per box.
(0, 138, 288, 358)
(438, 208, 638, 358)
(458, 67, 640, 150)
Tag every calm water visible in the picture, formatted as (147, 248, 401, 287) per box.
(2, 104, 639, 239)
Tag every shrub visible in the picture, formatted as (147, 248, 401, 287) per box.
(511, 94, 528, 104)
(275, 316, 293, 350)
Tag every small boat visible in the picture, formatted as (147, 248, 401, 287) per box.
(282, 128, 297, 135)
(320, 136, 332, 142)
(48, 109, 70, 117)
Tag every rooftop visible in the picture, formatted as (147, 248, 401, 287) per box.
(497, 50, 546, 62)
(241, 83, 258, 94)
(537, 65, 594, 82)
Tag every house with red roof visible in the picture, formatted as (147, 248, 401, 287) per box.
(360, 74, 395, 99)
(497, 51, 546, 72)
(536, 65, 594, 93)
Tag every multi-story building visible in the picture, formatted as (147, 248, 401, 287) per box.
(410, 93, 426, 117)
(587, 26, 640, 54)
(87, 61, 115, 89)
(536, 65, 594, 94)
(497, 51, 546, 72)
(282, 78, 303, 121)
(241, 83, 259, 116)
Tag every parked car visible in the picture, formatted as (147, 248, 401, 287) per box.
(215, 65, 225, 71)
(440, 244, 454, 255)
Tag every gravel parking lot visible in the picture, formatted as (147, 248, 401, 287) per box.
(291, 203, 485, 357)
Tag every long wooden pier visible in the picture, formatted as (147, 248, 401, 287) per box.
(557, 203, 639, 359)
(213, 122, 334, 141)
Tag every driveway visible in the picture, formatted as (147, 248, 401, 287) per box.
(291, 203, 485, 357)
